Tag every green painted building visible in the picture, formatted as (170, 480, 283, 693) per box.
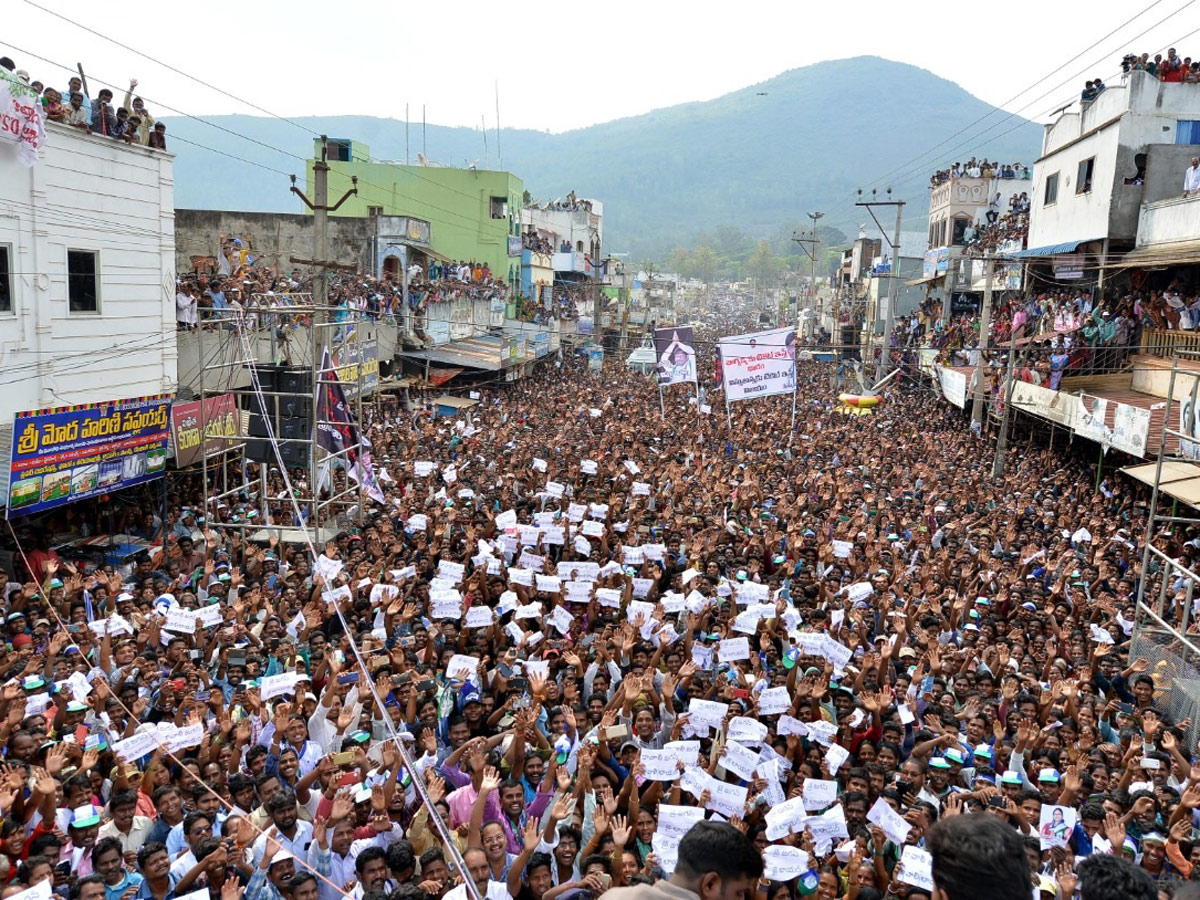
(307, 138, 524, 281)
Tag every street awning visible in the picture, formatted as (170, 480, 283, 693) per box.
(1121, 461, 1200, 507)
(1010, 238, 1102, 258)
(906, 274, 944, 287)
(1114, 241, 1200, 269)
(399, 335, 507, 371)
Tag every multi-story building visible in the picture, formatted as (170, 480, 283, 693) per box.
(311, 138, 524, 284)
(0, 121, 177, 412)
(0, 114, 177, 514)
(1020, 70, 1200, 283)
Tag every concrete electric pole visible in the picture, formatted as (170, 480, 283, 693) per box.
(855, 190, 905, 384)
(970, 251, 996, 431)
(289, 135, 358, 530)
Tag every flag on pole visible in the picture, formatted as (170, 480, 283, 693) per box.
(316, 349, 385, 504)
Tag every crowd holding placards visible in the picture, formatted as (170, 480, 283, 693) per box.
(0, 295, 1198, 900)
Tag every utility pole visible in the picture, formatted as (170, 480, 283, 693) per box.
(993, 295, 1018, 478)
(971, 251, 996, 430)
(290, 135, 358, 531)
(855, 190, 904, 383)
(791, 226, 819, 338)
(807, 211, 824, 337)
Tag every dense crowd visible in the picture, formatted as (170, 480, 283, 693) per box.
(0, 57, 166, 149)
(2, 296, 1200, 900)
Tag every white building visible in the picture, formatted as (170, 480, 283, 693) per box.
(1022, 71, 1200, 281)
(0, 120, 177, 412)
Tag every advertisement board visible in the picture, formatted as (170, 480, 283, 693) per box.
(332, 341, 380, 397)
(171, 393, 238, 467)
(8, 395, 172, 517)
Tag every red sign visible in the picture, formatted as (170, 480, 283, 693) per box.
(170, 394, 239, 467)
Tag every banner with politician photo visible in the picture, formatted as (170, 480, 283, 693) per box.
(654, 326, 697, 386)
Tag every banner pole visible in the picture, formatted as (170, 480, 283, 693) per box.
(789, 380, 798, 446)
(659, 383, 665, 419)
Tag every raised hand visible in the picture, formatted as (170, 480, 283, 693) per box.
(523, 817, 542, 853)
(610, 814, 631, 847)
(480, 765, 502, 794)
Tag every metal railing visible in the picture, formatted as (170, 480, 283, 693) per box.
(1141, 328, 1200, 358)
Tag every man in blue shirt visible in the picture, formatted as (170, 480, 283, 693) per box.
(93, 837, 145, 900)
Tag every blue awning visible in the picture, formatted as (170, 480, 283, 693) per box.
(1010, 238, 1102, 259)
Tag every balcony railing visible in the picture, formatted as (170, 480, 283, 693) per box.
(1141, 328, 1200, 358)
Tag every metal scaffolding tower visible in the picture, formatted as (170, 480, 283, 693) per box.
(1133, 350, 1200, 745)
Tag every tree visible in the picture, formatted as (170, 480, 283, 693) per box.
(689, 246, 718, 285)
(747, 238, 781, 289)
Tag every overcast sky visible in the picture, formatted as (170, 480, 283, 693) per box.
(4, 0, 1195, 133)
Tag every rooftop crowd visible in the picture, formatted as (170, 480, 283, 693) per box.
(0, 56, 167, 150)
(928, 160, 1030, 186)
(0, 295, 1198, 900)
(1121, 49, 1200, 83)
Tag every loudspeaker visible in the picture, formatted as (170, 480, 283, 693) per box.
(278, 396, 312, 420)
(277, 418, 309, 441)
(244, 437, 272, 463)
(279, 369, 311, 395)
(278, 443, 310, 468)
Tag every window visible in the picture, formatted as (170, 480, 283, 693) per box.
(951, 216, 970, 245)
(1076, 157, 1095, 194)
(0, 244, 11, 313)
(67, 249, 100, 313)
(366, 206, 383, 216)
(1044, 172, 1059, 205)
(1177, 120, 1200, 144)
(489, 196, 507, 219)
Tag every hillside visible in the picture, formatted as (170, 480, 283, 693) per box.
(163, 56, 1042, 256)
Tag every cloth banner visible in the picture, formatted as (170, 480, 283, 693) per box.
(717, 327, 796, 401)
(0, 75, 45, 167)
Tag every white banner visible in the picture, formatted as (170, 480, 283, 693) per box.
(718, 327, 795, 401)
(0, 76, 45, 167)
(1075, 393, 1150, 457)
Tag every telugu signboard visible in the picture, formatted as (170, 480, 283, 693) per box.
(331, 341, 380, 397)
(8, 395, 172, 517)
(171, 393, 238, 467)
(717, 327, 796, 401)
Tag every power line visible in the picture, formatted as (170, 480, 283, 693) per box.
(22, 0, 319, 137)
(818, 1, 1199, 226)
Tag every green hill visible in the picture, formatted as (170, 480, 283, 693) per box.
(164, 56, 1042, 256)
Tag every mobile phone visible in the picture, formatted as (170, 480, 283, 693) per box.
(598, 874, 611, 889)
(398, 636, 416, 648)
(332, 751, 356, 766)
(513, 696, 531, 710)
(190, 650, 201, 660)
(896, 780, 913, 797)
(509, 677, 529, 694)
(732, 689, 750, 701)
(418, 679, 436, 693)
(604, 724, 629, 740)
(229, 652, 247, 667)
(338, 672, 360, 685)
(393, 673, 413, 686)
(336, 770, 362, 787)
(195, 691, 211, 702)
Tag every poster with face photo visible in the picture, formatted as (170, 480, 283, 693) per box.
(655, 326, 697, 386)
(1038, 804, 1076, 850)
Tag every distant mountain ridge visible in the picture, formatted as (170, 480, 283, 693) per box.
(164, 56, 1042, 256)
